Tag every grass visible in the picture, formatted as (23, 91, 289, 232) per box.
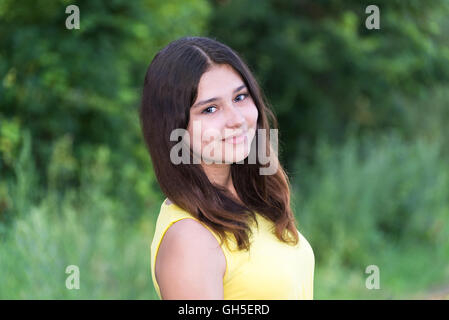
(0, 190, 160, 299)
(314, 240, 449, 299)
(293, 130, 449, 299)
(0, 129, 448, 299)
(0, 132, 162, 299)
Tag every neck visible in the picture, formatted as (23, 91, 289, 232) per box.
(201, 163, 240, 202)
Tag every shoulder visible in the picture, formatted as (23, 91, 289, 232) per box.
(154, 200, 226, 272)
(155, 218, 226, 299)
(158, 199, 222, 248)
(163, 218, 220, 250)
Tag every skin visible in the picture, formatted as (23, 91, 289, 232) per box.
(155, 64, 259, 299)
(187, 63, 258, 198)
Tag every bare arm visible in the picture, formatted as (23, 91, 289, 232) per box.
(155, 218, 226, 299)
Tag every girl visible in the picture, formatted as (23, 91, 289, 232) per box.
(140, 36, 314, 300)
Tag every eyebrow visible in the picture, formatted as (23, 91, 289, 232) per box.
(192, 84, 247, 109)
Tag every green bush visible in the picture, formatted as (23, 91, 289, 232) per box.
(0, 0, 211, 220)
(293, 130, 449, 268)
(0, 132, 160, 299)
(0, 199, 159, 299)
(291, 130, 449, 298)
(208, 0, 449, 169)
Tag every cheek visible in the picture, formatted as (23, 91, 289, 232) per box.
(243, 105, 259, 144)
(188, 118, 221, 147)
(245, 104, 259, 127)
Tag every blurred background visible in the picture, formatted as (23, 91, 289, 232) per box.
(1, 0, 449, 299)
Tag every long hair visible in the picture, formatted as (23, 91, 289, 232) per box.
(140, 36, 298, 251)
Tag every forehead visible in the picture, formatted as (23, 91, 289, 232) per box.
(196, 64, 244, 98)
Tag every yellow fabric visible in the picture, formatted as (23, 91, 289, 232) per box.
(150, 199, 315, 300)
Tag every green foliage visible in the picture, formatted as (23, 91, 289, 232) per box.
(1, 0, 449, 299)
(0, 0, 211, 220)
(0, 188, 159, 299)
(0, 0, 212, 299)
(0, 128, 160, 299)
(208, 0, 449, 168)
(293, 130, 449, 268)
(291, 130, 449, 298)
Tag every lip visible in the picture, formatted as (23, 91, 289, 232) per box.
(222, 131, 247, 144)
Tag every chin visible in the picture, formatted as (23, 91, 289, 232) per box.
(201, 137, 254, 164)
(224, 150, 251, 164)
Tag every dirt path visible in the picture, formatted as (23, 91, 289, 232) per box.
(410, 285, 449, 300)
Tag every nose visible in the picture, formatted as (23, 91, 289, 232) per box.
(225, 104, 245, 129)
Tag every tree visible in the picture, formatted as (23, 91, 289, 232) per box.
(0, 0, 211, 219)
(207, 0, 449, 170)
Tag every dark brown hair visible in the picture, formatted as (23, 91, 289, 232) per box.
(140, 36, 298, 251)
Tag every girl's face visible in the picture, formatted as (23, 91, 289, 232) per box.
(186, 64, 259, 164)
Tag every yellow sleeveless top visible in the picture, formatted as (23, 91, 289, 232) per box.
(150, 199, 315, 300)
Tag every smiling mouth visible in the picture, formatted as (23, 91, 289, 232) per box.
(222, 132, 247, 144)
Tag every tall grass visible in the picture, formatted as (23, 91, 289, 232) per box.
(0, 132, 160, 299)
(0, 196, 161, 299)
(1, 129, 448, 299)
(292, 130, 449, 299)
